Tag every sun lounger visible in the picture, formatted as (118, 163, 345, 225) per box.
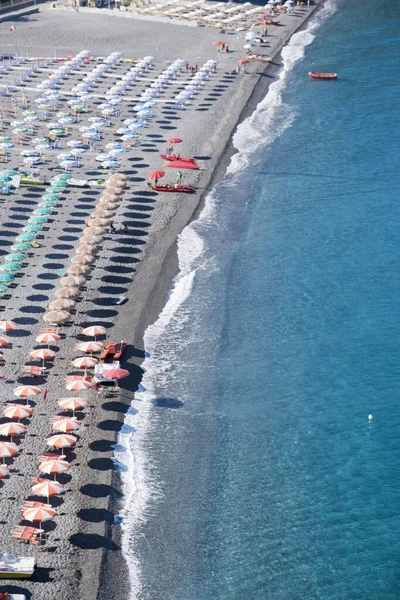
(39, 452, 66, 462)
(12, 526, 41, 545)
(66, 375, 92, 382)
(23, 366, 46, 376)
(21, 501, 52, 511)
(41, 328, 59, 335)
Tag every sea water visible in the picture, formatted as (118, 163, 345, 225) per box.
(118, 1, 400, 598)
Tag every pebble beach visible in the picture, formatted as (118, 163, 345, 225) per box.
(0, 3, 322, 598)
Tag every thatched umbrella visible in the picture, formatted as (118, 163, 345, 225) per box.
(105, 185, 125, 195)
(67, 264, 91, 276)
(75, 244, 98, 256)
(99, 193, 120, 203)
(71, 254, 95, 266)
(82, 226, 105, 237)
(78, 235, 103, 247)
(48, 299, 76, 311)
(87, 217, 112, 228)
(55, 287, 80, 299)
(60, 275, 86, 288)
(91, 208, 117, 219)
(43, 310, 72, 324)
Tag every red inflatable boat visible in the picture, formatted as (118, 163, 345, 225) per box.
(308, 72, 338, 80)
(149, 184, 193, 193)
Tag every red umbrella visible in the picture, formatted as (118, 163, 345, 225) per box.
(164, 161, 199, 170)
(166, 138, 183, 144)
(237, 59, 250, 64)
(104, 368, 129, 380)
(148, 170, 165, 180)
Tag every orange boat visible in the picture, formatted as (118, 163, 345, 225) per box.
(309, 72, 338, 80)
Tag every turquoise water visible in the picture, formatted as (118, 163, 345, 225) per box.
(121, 1, 400, 598)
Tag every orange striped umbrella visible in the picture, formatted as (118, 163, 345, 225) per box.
(3, 405, 33, 421)
(23, 507, 56, 532)
(72, 357, 98, 376)
(58, 397, 87, 415)
(0, 354, 4, 361)
(76, 341, 104, 354)
(0, 464, 8, 478)
(52, 417, 81, 433)
(30, 348, 56, 368)
(65, 379, 92, 391)
(14, 385, 41, 398)
(0, 441, 19, 463)
(36, 332, 61, 347)
(47, 433, 77, 449)
(82, 325, 106, 339)
(32, 480, 65, 502)
(0, 320, 18, 332)
(0, 337, 9, 347)
(39, 459, 70, 480)
(0, 422, 27, 442)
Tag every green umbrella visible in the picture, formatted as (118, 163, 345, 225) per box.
(38, 201, 56, 208)
(0, 263, 21, 272)
(24, 110, 38, 116)
(23, 224, 42, 232)
(0, 285, 9, 293)
(0, 176, 11, 182)
(28, 216, 48, 224)
(0, 273, 14, 283)
(4, 253, 25, 262)
(54, 173, 72, 180)
(34, 208, 52, 215)
(0, 136, 11, 142)
(50, 129, 65, 136)
(42, 193, 60, 200)
(57, 112, 69, 117)
(13, 127, 29, 134)
(0, 170, 17, 176)
(11, 243, 31, 251)
(49, 186, 67, 193)
(16, 233, 36, 242)
(33, 137, 47, 144)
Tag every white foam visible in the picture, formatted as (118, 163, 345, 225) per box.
(118, 2, 338, 597)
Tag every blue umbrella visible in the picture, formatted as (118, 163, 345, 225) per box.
(48, 186, 66, 193)
(0, 263, 21, 272)
(0, 285, 9, 293)
(34, 207, 52, 215)
(54, 173, 72, 180)
(42, 193, 61, 200)
(16, 233, 36, 242)
(23, 224, 42, 232)
(28, 216, 48, 224)
(11, 243, 31, 251)
(4, 253, 25, 262)
(0, 273, 14, 283)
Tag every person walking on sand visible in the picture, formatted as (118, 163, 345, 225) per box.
(176, 170, 182, 186)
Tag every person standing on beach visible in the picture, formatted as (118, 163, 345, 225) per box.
(176, 170, 182, 186)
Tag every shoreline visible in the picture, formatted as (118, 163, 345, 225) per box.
(97, 3, 326, 600)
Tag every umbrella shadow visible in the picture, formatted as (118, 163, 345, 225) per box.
(80, 483, 122, 499)
(77, 508, 115, 523)
(69, 532, 119, 550)
(89, 439, 115, 452)
(87, 457, 114, 471)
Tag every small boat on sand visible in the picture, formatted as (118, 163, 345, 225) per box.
(160, 154, 196, 164)
(308, 71, 338, 80)
(0, 552, 35, 579)
(148, 184, 193, 193)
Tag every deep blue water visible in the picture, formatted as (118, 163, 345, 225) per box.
(122, 1, 400, 598)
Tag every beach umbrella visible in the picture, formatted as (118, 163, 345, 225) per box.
(0, 441, 19, 463)
(82, 226, 104, 237)
(3, 405, 32, 421)
(237, 59, 250, 64)
(4, 253, 25, 262)
(60, 275, 86, 288)
(91, 208, 117, 219)
(23, 507, 56, 531)
(0, 337, 9, 347)
(32, 480, 65, 503)
(65, 379, 93, 392)
(82, 325, 106, 339)
(148, 170, 165, 181)
(58, 397, 87, 415)
(54, 173, 72, 180)
(11, 243, 31, 251)
(76, 341, 104, 355)
(167, 138, 183, 144)
(0, 263, 21, 272)
(0, 464, 8, 478)
(0, 274, 14, 283)
(0, 422, 27, 442)
(104, 368, 130, 380)
(14, 385, 41, 399)
(67, 264, 91, 277)
(39, 459, 70, 479)
(52, 418, 81, 433)
(30, 348, 56, 367)
(71, 255, 95, 266)
(0, 169, 17, 176)
(72, 356, 98, 371)
(48, 298, 77, 312)
(42, 193, 60, 200)
(43, 310, 72, 324)
(0, 321, 18, 332)
(75, 245, 98, 256)
(16, 233, 36, 242)
(34, 208, 52, 215)
(36, 332, 60, 347)
(47, 433, 78, 449)
(23, 224, 42, 233)
(0, 287, 7, 295)
(38, 201, 56, 209)
(28, 216, 48, 225)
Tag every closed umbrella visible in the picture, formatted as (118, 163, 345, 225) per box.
(58, 397, 87, 415)
(65, 379, 93, 391)
(36, 332, 60, 347)
(52, 418, 81, 433)
(43, 310, 72, 324)
(3, 405, 32, 421)
(32, 480, 65, 503)
(60, 276, 86, 288)
(0, 441, 19, 463)
(48, 299, 76, 312)
(55, 287, 80, 299)
(0, 422, 27, 442)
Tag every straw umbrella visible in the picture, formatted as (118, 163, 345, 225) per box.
(77, 235, 102, 247)
(82, 226, 104, 237)
(99, 193, 120, 204)
(65, 379, 93, 392)
(75, 245, 98, 256)
(36, 332, 60, 347)
(3, 405, 33, 421)
(87, 217, 112, 228)
(30, 348, 56, 368)
(0, 441, 19, 463)
(91, 208, 117, 219)
(67, 264, 91, 277)
(0, 320, 18, 332)
(76, 341, 104, 354)
(60, 275, 86, 288)
(52, 418, 81, 433)
(71, 254, 95, 266)
(54, 287, 80, 299)
(32, 480, 65, 503)
(39, 459, 70, 480)
(58, 397, 87, 416)
(48, 299, 76, 312)
(0, 422, 27, 442)
(43, 310, 72, 324)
